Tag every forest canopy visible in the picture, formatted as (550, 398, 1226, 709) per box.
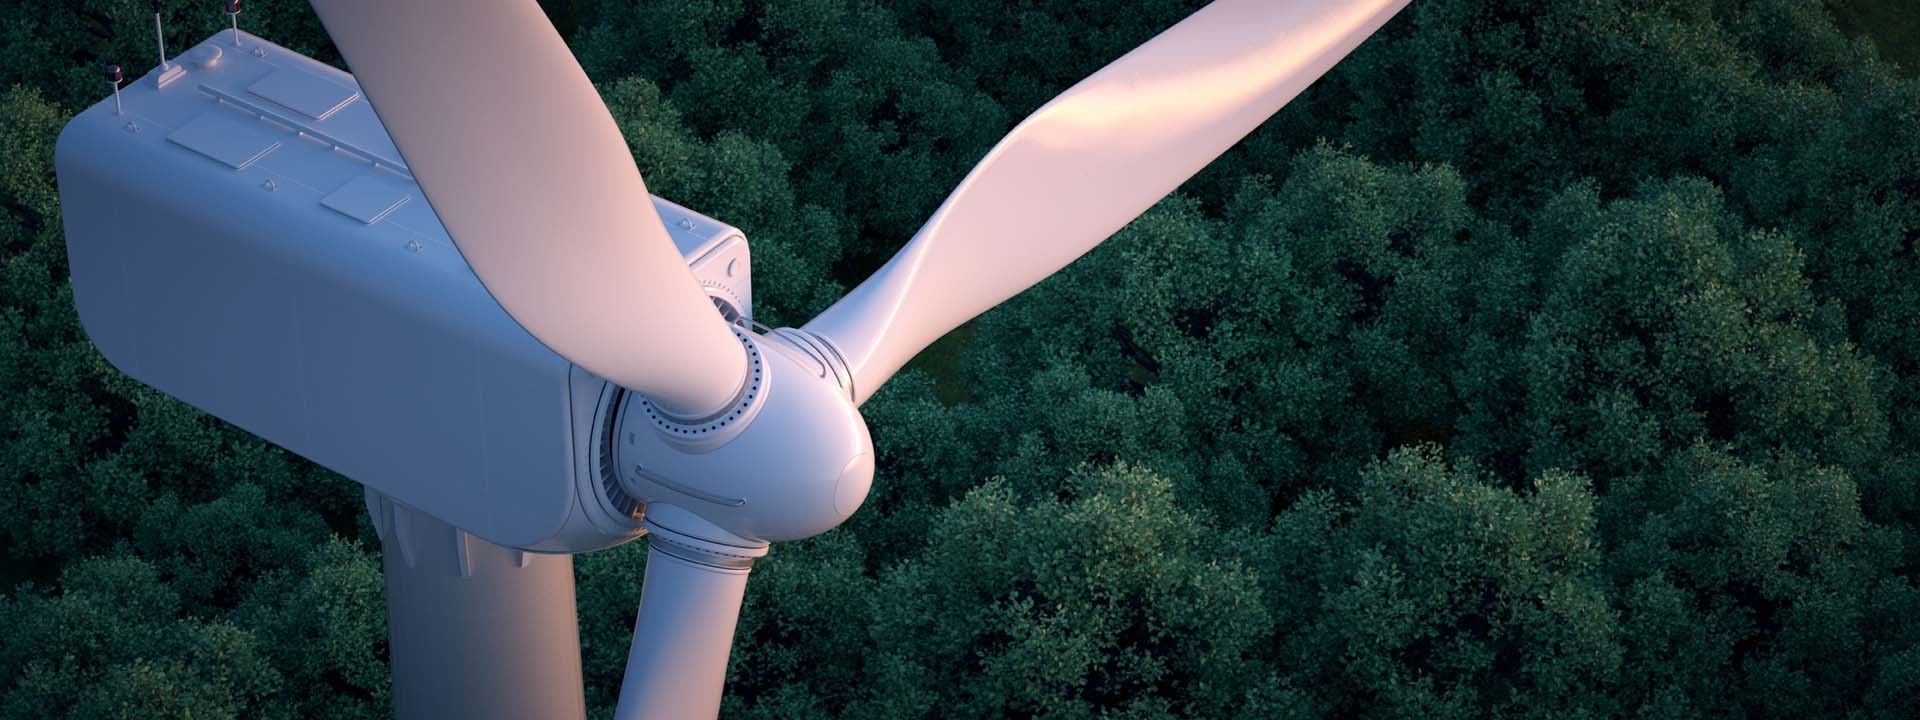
(3, 1, 1918, 718)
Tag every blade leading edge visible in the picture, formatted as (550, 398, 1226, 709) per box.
(310, 0, 747, 417)
(804, 0, 1411, 405)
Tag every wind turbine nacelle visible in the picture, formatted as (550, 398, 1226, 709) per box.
(54, 32, 756, 553)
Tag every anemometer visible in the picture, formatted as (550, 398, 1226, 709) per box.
(54, 1, 1409, 718)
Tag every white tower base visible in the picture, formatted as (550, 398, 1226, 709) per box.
(371, 492, 587, 720)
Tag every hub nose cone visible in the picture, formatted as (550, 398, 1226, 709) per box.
(833, 452, 873, 518)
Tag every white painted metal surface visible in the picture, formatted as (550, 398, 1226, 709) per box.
(55, 31, 749, 551)
(375, 494, 589, 720)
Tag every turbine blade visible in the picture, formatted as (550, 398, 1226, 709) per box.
(804, 0, 1409, 405)
(310, 0, 745, 417)
(613, 539, 758, 720)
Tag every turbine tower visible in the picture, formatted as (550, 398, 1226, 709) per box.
(54, 1, 1410, 717)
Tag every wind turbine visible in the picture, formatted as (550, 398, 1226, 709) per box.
(54, 0, 1409, 718)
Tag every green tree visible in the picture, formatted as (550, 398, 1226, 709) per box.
(1520, 178, 1886, 478)
(857, 464, 1273, 720)
(1259, 446, 1619, 719)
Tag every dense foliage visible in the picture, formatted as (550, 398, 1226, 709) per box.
(3, 0, 1917, 718)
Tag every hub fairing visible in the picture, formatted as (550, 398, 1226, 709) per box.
(613, 329, 874, 547)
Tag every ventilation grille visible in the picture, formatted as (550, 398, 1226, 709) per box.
(597, 392, 641, 518)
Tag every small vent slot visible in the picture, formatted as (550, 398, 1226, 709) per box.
(711, 295, 742, 324)
(597, 391, 641, 518)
